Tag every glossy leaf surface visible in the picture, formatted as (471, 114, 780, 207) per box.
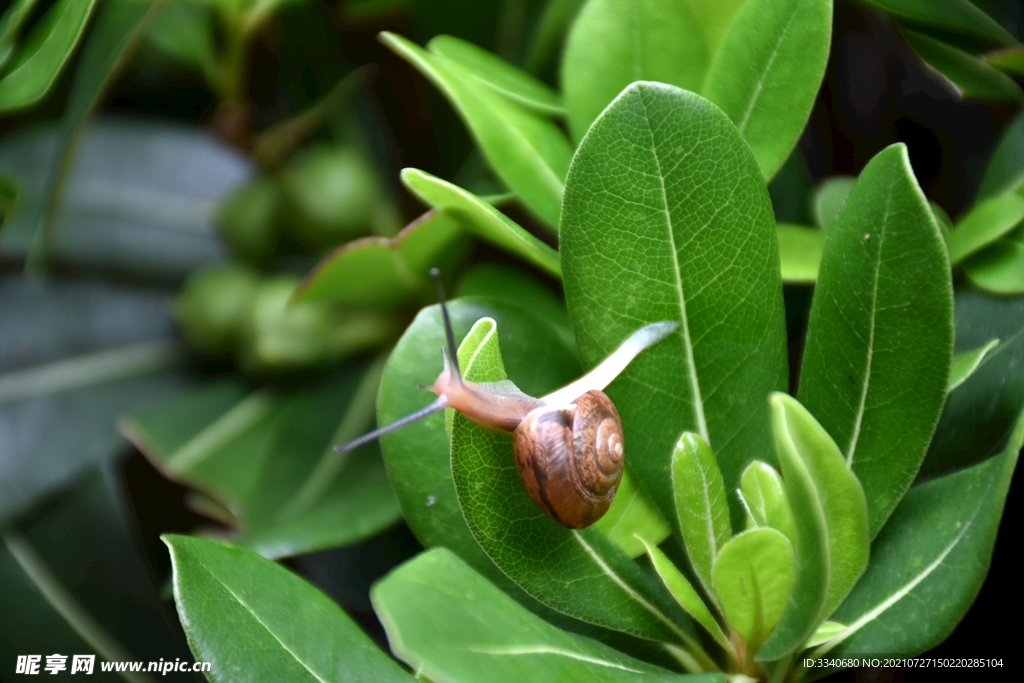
(381, 32, 571, 228)
(963, 223, 1024, 294)
(401, 168, 561, 277)
(0, 0, 99, 112)
(428, 34, 563, 115)
(977, 110, 1024, 198)
(712, 528, 794, 652)
(904, 30, 1023, 102)
(594, 466, 671, 558)
(671, 433, 731, 599)
(561, 0, 708, 143)
(561, 82, 788, 527)
(948, 339, 999, 393)
(448, 317, 693, 644)
(702, 0, 833, 179)
(372, 547, 713, 682)
(165, 535, 413, 682)
(797, 144, 953, 537)
(946, 191, 1024, 265)
(815, 406, 1022, 663)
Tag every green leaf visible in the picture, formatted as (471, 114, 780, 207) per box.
(810, 176, 856, 230)
(381, 31, 572, 229)
(946, 192, 1024, 265)
(448, 317, 699, 648)
(638, 538, 731, 651)
(427, 34, 564, 115)
(809, 406, 1023, 663)
(712, 528, 794, 653)
(738, 461, 797, 544)
(401, 168, 562, 277)
(963, 223, 1024, 294)
(0, 0, 39, 72)
(702, 0, 833, 179)
(372, 547, 716, 682)
(904, 30, 1023, 102)
(977, 110, 1024, 198)
(924, 290, 1024, 477)
(163, 535, 414, 682)
(804, 621, 844, 648)
(594, 466, 672, 558)
(561, 82, 788, 528)
(145, 3, 218, 85)
(378, 298, 580, 593)
(863, 0, 1017, 47)
(0, 277, 186, 522)
(797, 144, 954, 537)
(985, 45, 1024, 76)
(946, 191, 1024, 265)
(947, 338, 999, 393)
(759, 394, 868, 660)
(777, 224, 824, 283)
(561, 0, 708, 143)
(0, 0, 99, 112)
(671, 433, 732, 600)
(294, 208, 465, 309)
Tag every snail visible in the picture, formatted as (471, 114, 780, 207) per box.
(335, 269, 678, 528)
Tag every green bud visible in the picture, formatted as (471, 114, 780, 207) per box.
(280, 145, 381, 249)
(174, 264, 259, 354)
(215, 176, 281, 264)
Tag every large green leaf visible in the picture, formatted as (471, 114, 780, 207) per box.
(777, 224, 824, 283)
(448, 318, 699, 649)
(0, 276, 186, 523)
(164, 535, 413, 682)
(594, 465, 672, 558)
(427, 34, 564, 115)
(903, 30, 1023, 103)
(863, 0, 1017, 47)
(381, 32, 572, 229)
(0, 0, 99, 112)
(377, 298, 579, 590)
(758, 394, 868, 660)
(808, 406, 1022, 668)
(946, 191, 1024, 265)
(561, 82, 787, 528)
(372, 547, 718, 682)
(797, 144, 953, 537)
(671, 433, 731, 600)
(400, 168, 561, 277)
(561, 0, 708, 143)
(701, 0, 833, 179)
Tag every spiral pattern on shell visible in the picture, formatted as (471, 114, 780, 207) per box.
(512, 390, 624, 528)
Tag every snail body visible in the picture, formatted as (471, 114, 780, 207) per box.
(334, 270, 677, 528)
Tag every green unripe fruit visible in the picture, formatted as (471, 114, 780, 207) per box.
(174, 264, 259, 354)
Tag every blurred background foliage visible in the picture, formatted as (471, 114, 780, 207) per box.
(0, 0, 1021, 681)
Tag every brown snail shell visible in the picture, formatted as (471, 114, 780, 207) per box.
(512, 390, 624, 528)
